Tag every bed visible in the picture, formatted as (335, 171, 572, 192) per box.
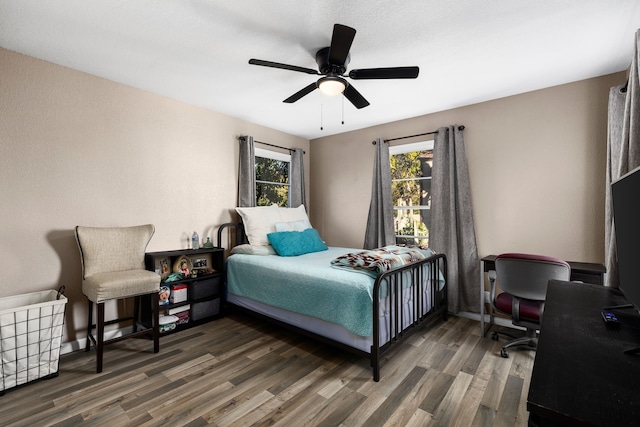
(217, 205, 448, 381)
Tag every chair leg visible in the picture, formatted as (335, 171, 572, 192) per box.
(96, 302, 105, 373)
(86, 300, 93, 352)
(503, 328, 538, 349)
(491, 328, 520, 341)
(503, 336, 537, 350)
(497, 327, 538, 358)
(152, 292, 160, 354)
(87, 294, 159, 373)
(132, 296, 138, 334)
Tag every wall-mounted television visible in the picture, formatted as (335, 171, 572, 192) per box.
(612, 165, 640, 316)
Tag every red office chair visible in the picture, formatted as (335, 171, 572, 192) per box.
(488, 253, 570, 358)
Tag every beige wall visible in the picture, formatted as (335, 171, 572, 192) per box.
(0, 48, 309, 344)
(310, 72, 625, 264)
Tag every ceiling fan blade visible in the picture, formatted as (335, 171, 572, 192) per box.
(343, 84, 370, 109)
(283, 82, 318, 103)
(329, 24, 356, 66)
(349, 66, 419, 80)
(249, 59, 319, 75)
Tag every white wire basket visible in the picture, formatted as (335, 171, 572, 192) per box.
(0, 287, 67, 393)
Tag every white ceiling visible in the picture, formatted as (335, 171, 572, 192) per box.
(1, 0, 639, 140)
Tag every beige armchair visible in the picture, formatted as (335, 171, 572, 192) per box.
(75, 224, 161, 373)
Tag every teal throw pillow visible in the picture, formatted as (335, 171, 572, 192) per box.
(267, 228, 328, 257)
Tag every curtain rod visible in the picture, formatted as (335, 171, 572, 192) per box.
(254, 139, 305, 155)
(620, 80, 628, 94)
(383, 125, 465, 143)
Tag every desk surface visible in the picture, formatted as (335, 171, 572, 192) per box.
(527, 280, 640, 426)
(481, 255, 606, 274)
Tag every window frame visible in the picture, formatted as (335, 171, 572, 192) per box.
(254, 147, 291, 207)
(390, 140, 434, 245)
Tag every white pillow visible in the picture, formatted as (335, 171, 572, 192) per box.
(275, 219, 312, 232)
(230, 244, 277, 256)
(235, 205, 282, 246)
(278, 205, 310, 223)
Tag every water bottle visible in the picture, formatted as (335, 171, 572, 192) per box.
(192, 231, 199, 250)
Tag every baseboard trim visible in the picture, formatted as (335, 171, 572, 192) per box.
(60, 314, 517, 355)
(60, 326, 134, 355)
(456, 311, 524, 330)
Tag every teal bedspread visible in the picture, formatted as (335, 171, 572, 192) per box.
(227, 247, 376, 336)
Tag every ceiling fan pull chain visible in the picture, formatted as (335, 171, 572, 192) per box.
(320, 102, 324, 131)
(342, 96, 345, 125)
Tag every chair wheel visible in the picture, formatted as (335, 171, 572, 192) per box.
(500, 348, 509, 358)
(491, 332, 499, 341)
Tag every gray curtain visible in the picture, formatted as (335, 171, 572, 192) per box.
(429, 126, 480, 314)
(238, 135, 256, 207)
(290, 148, 306, 210)
(605, 29, 640, 288)
(364, 138, 395, 249)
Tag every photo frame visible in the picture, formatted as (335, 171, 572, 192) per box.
(192, 257, 208, 270)
(155, 257, 171, 280)
(172, 256, 193, 276)
(189, 253, 215, 275)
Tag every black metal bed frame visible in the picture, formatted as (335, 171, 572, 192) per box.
(217, 222, 448, 381)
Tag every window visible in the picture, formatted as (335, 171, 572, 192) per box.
(255, 147, 290, 207)
(390, 140, 434, 246)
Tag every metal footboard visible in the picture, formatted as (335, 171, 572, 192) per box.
(371, 253, 448, 381)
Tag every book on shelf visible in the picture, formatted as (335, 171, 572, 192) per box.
(168, 304, 190, 315)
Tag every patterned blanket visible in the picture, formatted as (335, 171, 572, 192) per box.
(330, 245, 435, 277)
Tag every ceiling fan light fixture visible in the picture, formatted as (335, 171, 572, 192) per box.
(318, 76, 347, 96)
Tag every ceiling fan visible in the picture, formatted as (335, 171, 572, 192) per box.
(248, 24, 419, 109)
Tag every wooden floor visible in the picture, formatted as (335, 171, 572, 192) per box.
(0, 313, 534, 427)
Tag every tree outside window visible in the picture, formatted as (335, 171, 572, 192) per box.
(390, 141, 434, 246)
(255, 148, 290, 206)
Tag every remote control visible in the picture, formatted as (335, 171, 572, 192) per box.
(602, 311, 620, 325)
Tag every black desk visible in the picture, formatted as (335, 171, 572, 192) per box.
(481, 255, 606, 285)
(527, 280, 640, 426)
(479, 256, 606, 336)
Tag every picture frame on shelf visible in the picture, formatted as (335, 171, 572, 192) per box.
(189, 253, 215, 275)
(154, 257, 171, 281)
(192, 257, 208, 269)
(172, 256, 193, 276)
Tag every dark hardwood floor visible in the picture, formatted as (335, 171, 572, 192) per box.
(0, 313, 534, 426)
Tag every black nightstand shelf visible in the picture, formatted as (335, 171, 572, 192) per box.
(142, 247, 225, 335)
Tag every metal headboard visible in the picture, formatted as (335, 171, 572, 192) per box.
(217, 222, 248, 249)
